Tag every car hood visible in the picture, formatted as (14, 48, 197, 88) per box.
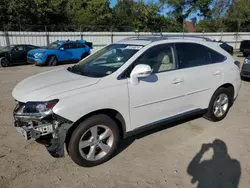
(12, 68, 101, 102)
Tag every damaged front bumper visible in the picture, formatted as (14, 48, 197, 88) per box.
(13, 101, 73, 158)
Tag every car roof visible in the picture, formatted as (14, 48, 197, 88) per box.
(12, 44, 36, 46)
(55, 40, 85, 45)
(116, 35, 213, 46)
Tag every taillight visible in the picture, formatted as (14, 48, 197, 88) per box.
(234, 61, 240, 69)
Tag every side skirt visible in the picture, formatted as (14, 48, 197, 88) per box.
(124, 109, 207, 138)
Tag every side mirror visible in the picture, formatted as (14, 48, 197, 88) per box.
(59, 47, 64, 51)
(130, 64, 152, 85)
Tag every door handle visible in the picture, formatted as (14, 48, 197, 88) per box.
(171, 78, 183, 84)
(213, 71, 221, 76)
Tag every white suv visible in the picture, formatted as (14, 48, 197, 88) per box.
(12, 36, 241, 167)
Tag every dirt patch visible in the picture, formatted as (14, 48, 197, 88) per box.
(0, 55, 250, 188)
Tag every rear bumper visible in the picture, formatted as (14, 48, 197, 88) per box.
(241, 71, 250, 78)
(241, 64, 250, 78)
(240, 48, 250, 52)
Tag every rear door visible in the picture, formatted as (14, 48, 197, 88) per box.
(174, 42, 225, 110)
(128, 44, 190, 129)
(68, 42, 86, 60)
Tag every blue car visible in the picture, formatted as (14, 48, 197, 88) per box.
(27, 40, 92, 66)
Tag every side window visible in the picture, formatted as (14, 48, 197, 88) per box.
(62, 43, 71, 49)
(133, 44, 176, 74)
(175, 43, 211, 69)
(28, 45, 37, 50)
(71, 43, 78, 49)
(77, 43, 85, 48)
(13, 46, 24, 51)
(208, 48, 226, 63)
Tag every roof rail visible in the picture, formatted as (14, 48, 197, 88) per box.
(165, 35, 213, 42)
(120, 35, 213, 43)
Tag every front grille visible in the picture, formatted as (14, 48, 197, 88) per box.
(27, 58, 36, 63)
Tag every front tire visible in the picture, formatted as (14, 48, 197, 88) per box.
(68, 114, 120, 167)
(204, 87, 233, 122)
(46, 55, 57, 66)
(0, 57, 9, 67)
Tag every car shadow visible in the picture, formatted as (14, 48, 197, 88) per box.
(0, 63, 32, 68)
(237, 55, 245, 57)
(114, 113, 203, 157)
(187, 139, 241, 188)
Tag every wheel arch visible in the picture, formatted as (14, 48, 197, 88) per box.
(45, 54, 58, 65)
(46, 54, 58, 60)
(213, 83, 235, 105)
(65, 108, 126, 151)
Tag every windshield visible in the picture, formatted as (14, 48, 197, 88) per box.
(47, 42, 60, 49)
(1, 45, 15, 51)
(68, 44, 143, 77)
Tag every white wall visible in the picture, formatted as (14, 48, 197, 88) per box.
(1, 31, 250, 51)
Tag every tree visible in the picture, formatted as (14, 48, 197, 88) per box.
(226, 0, 250, 31)
(211, 0, 232, 19)
(160, 0, 212, 23)
(3, 0, 69, 30)
(0, 0, 9, 29)
(112, 0, 135, 31)
(70, 0, 112, 31)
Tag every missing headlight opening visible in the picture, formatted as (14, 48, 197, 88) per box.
(13, 101, 72, 158)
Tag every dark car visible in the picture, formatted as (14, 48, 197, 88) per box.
(0, 44, 40, 67)
(240, 40, 250, 57)
(241, 55, 250, 79)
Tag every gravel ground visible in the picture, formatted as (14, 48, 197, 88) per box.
(0, 55, 250, 188)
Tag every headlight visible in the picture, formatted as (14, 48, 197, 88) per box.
(16, 99, 59, 118)
(244, 59, 250, 64)
(34, 52, 44, 57)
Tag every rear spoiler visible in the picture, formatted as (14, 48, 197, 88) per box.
(77, 40, 93, 49)
(85, 41, 93, 49)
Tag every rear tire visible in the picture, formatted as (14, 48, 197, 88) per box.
(46, 55, 58, 66)
(0, 57, 9, 67)
(81, 52, 90, 60)
(204, 87, 233, 122)
(68, 114, 120, 167)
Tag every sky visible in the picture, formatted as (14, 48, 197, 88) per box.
(110, 0, 117, 8)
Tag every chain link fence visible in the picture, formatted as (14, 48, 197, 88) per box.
(1, 22, 250, 51)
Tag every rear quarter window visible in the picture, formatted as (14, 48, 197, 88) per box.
(207, 48, 226, 63)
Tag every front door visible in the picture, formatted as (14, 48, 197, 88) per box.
(58, 43, 73, 62)
(128, 44, 188, 130)
(11, 46, 26, 63)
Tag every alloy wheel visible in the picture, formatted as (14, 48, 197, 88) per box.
(1, 58, 8, 67)
(213, 93, 229, 118)
(78, 125, 114, 161)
